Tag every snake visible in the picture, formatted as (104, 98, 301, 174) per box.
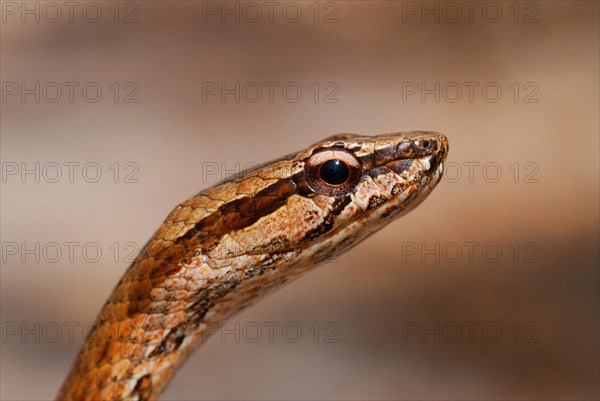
(56, 131, 449, 401)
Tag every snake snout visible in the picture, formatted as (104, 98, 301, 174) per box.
(412, 131, 448, 155)
(395, 131, 448, 161)
(435, 133, 449, 160)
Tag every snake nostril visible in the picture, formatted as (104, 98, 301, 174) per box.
(414, 138, 435, 152)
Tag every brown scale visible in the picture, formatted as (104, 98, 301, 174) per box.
(57, 131, 448, 401)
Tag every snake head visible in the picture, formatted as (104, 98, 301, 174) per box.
(177, 131, 448, 268)
(279, 131, 449, 261)
(296, 131, 448, 215)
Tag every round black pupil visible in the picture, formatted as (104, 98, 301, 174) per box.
(319, 159, 350, 185)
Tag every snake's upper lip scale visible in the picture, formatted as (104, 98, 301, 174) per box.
(420, 154, 439, 172)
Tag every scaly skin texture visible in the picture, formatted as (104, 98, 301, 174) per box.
(57, 131, 449, 401)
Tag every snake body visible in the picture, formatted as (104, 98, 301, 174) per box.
(57, 131, 448, 401)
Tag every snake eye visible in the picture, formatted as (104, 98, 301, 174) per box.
(319, 159, 350, 185)
(305, 148, 362, 196)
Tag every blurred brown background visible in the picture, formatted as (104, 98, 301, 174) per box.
(1, 1, 598, 400)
